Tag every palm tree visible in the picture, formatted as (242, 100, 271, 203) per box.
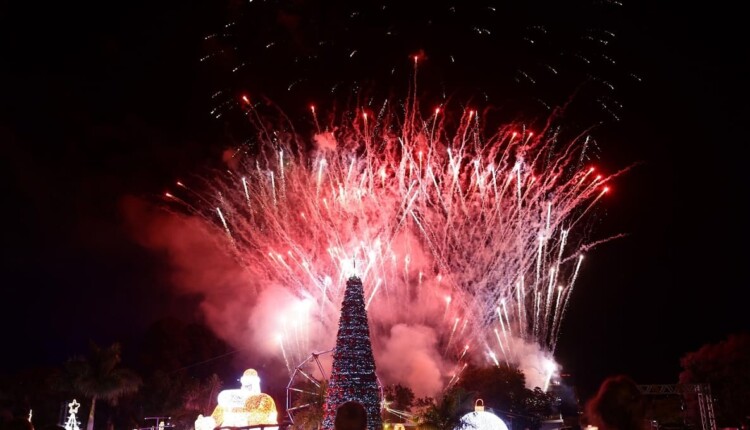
(182, 373, 222, 414)
(60, 342, 142, 430)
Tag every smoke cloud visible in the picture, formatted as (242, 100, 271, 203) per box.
(506, 336, 558, 390)
(123, 196, 451, 395)
(123, 194, 560, 400)
(376, 324, 447, 398)
(313, 132, 337, 151)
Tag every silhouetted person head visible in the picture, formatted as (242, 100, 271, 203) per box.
(334, 401, 367, 430)
(585, 375, 645, 430)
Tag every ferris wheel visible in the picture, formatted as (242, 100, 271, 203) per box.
(285, 349, 334, 426)
(285, 349, 390, 427)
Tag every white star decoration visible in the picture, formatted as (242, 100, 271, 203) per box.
(68, 399, 81, 415)
(64, 399, 81, 430)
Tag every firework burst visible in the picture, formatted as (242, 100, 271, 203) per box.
(166, 64, 623, 391)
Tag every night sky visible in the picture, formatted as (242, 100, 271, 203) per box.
(1, 0, 748, 401)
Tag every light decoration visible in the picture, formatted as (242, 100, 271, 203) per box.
(457, 400, 509, 430)
(321, 276, 381, 430)
(194, 369, 278, 430)
(64, 399, 81, 430)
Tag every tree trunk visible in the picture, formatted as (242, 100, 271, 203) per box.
(86, 396, 97, 430)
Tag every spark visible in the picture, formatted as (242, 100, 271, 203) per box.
(488, 350, 500, 366)
(277, 334, 291, 373)
(241, 177, 250, 206)
(216, 207, 230, 236)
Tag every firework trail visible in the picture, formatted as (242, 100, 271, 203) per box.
(202, 0, 637, 131)
(166, 63, 620, 391)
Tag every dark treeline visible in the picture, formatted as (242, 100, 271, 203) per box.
(0, 318, 237, 430)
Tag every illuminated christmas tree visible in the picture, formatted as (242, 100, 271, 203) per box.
(321, 276, 381, 430)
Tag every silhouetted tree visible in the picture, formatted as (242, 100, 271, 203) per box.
(679, 333, 750, 427)
(416, 387, 474, 430)
(523, 387, 557, 429)
(57, 343, 141, 430)
(182, 374, 222, 416)
(168, 373, 223, 430)
(457, 364, 527, 414)
(0, 366, 69, 430)
(131, 318, 234, 430)
(383, 384, 415, 423)
(453, 364, 560, 430)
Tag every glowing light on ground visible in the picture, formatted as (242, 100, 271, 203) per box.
(459, 410, 510, 430)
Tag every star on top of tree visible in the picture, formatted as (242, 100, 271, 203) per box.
(68, 399, 80, 416)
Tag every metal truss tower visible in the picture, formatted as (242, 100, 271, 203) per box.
(638, 384, 716, 430)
